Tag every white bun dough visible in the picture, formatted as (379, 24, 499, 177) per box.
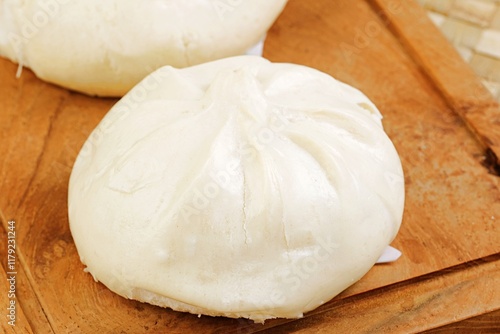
(0, 0, 287, 96)
(68, 56, 405, 322)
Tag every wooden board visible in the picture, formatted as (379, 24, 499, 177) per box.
(1, 0, 499, 332)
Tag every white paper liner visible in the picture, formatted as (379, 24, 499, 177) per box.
(376, 246, 402, 264)
(245, 36, 266, 57)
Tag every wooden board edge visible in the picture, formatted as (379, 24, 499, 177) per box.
(367, 0, 500, 172)
(229, 253, 500, 333)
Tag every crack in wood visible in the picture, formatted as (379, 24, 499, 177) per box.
(482, 148, 500, 177)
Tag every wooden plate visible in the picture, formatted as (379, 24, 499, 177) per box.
(1, 0, 499, 332)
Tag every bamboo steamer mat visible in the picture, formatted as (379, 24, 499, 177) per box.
(418, 0, 500, 101)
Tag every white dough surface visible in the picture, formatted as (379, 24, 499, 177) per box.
(68, 56, 405, 322)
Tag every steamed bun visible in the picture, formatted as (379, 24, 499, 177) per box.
(0, 0, 287, 96)
(68, 56, 405, 322)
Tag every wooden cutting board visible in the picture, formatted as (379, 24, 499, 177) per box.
(1, 0, 499, 333)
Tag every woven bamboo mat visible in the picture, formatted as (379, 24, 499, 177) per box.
(418, 0, 500, 102)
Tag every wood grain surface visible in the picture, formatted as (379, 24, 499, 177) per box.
(1, 0, 499, 333)
(422, 308, 500, 334)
